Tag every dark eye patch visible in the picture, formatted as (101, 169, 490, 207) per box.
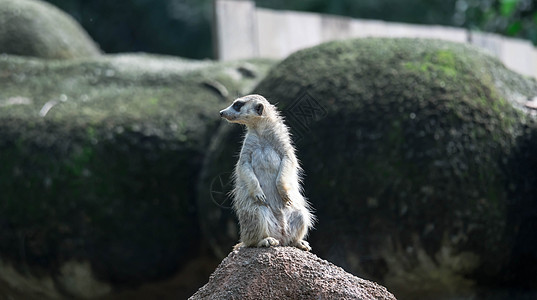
(232, 101, 245, 111)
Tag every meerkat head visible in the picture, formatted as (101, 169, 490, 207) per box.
(219, 94, 268, 125)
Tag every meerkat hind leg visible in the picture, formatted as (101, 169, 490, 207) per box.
(286, 210, 311, 251)
(293, 239, 311, 251)
(257, 237, 280, 248)
(233, 242, 245, 250)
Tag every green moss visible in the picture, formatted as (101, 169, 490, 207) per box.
(403, 49, 457, 77)
(435, 49, 456, 66)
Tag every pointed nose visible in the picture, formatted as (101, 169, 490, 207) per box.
(219, 110, 224, 117)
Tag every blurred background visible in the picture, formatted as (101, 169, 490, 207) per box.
(41, 0, 537, 59)
(0, 0, 537, 299)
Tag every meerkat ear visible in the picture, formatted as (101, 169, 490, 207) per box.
(255, 103, 264, 116)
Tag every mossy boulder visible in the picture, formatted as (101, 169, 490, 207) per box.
(197, 38, 537, 298)
(0, 53, 274, 298)
(0, 0, 101, 59)
(504, 119, 537, 290)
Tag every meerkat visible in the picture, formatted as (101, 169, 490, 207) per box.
(219, 94, 314, 251)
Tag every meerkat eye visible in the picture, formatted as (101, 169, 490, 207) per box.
(232, 101, 244, 111)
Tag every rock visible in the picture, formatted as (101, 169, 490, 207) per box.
(503, 120, 537, 289)
(197, 38, 537, 298)
(0, 53, 274, 298)
(0, 0, 101, 59)
(189, 247, 397, 300)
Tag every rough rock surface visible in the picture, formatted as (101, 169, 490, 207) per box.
(0, 0, 101, 59)
(503, 119, 537, 290)
(197, 38, 537, 298)
(0, 53, 274, 299)
(190, 247, 397, 300)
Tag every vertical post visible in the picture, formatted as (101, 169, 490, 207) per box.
(500, 37, 536, 78)
(534, 49, 537, 80)
(213, 0, 258, 61)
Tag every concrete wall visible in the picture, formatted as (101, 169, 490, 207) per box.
(213, 0, 537, 79)
(213, 0, 258, 60)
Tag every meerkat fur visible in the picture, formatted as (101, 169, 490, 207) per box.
(219, 94, 314, 251)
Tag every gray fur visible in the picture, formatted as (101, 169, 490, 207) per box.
(219, 94, 315, 251)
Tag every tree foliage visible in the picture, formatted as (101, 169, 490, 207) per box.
(455, 0, 537, 42)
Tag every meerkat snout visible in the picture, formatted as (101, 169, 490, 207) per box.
(219, 107, 233, 121)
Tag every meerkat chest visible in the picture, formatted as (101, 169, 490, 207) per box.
(250, 143, 282, 175)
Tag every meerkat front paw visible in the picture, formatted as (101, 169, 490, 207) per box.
(277, 183, 292, 204)
(251, 187, 267, 204)
(257, 237, 280, 247)
(294, 240, 312, 251)
(254, 191, 267, 204)
(278, 190, 291, 204)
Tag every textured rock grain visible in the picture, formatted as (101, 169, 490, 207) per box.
(190, 247, 397, 300)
